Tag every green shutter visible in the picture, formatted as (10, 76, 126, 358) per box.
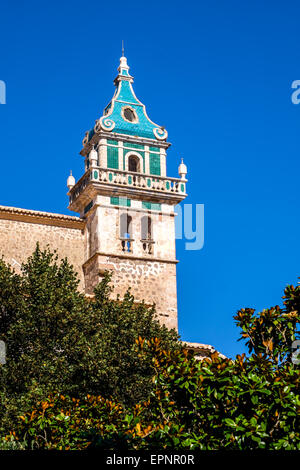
(142, 202, 161, 211)
(107, 145, 119, 169)
(149, 153, 161, 176)
(110, 197, 119, 205)
(124, 142, 144, 150)
(110, 197, 131, 207)
(151, 203, 161, 211)
(142, 201, 151, 210)
(120, 198, 131, 207)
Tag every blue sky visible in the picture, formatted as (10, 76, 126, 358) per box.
(0, 1, 299, 358)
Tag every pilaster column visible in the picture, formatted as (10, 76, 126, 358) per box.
(118, 140, 124, 170)
(98, 138, 107, 167)
(145, 145, 150, 174)
(160, 148, 166, 177)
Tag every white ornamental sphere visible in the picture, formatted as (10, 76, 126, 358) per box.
(67, 171, 75, 189)
(120, 56, 128, 68)
(89, 147, 98, 166)
(178, 158, 187, 178)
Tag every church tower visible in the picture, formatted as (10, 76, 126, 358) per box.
(67, 55, 187, 330)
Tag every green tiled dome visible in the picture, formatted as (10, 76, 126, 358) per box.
(89, 56, 168, 142)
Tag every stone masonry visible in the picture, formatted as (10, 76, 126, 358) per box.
(0, 206, 85, 287)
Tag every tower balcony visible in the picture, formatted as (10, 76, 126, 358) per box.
(68, 166, 187, 214)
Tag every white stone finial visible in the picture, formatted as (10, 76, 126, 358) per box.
(89, 146, 98, 167)
(118, 55, 130, 74)
(178, 158, 187, 180)
(67, 170, 75, 190)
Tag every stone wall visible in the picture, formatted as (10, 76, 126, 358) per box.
(82, 200, 179, 329)
(0, 206, 85, 287)
(90, 198, 176, 261)
(83, 253, 178, 330)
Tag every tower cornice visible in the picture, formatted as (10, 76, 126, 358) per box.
(81, 130, 171, 157)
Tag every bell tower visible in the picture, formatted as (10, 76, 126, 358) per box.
(67, 55, 187, 330)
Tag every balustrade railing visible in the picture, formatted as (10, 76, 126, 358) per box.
(69, 167, 186, 205)
(141, 239, 155, 254)
(120, 237, 134, 253)
(93, 167, 186, 194)
(119, 238, 155, 255)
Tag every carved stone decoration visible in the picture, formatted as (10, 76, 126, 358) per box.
(82, 131, 89, 146)
(99, 116, 116, 132)
(94, 119, 102, 133)
(153, 127, 168, 141)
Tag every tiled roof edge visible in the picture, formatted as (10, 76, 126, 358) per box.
(0, 205, 85, 228)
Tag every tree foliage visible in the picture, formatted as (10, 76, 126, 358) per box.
(8, 337, 299, 450)
(0, 246, 299, 450)
(0, 245, 179, 434)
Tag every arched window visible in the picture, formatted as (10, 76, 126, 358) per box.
(120, 213, 133, 252)
(128, 155, 140, 173)
(141, 216, 154, 254)
(120, 213, 132, 238)
(141, 216, 152, 240)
